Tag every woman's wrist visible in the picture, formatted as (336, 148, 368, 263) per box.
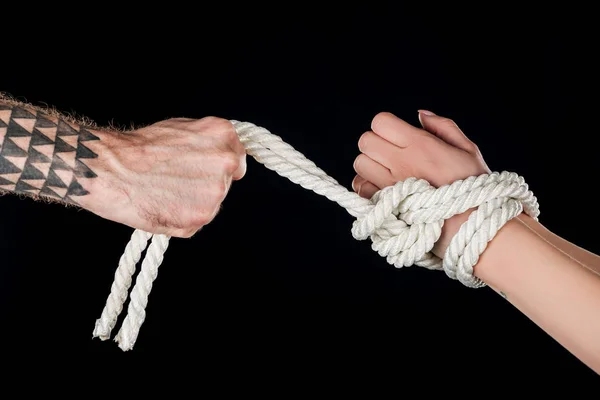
(432, 208, 476, 258)
(433, 208, 535, 287)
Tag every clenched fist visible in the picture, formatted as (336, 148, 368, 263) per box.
(83, 117, 247, 238)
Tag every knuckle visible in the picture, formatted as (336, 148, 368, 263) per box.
(211, 179, 229, 199)
(439, 117, 457, 127)
(371, 112, 392, 131)
(221, 152, 240, 175)
(222, 126, 240, 145)
(204, 116, 232, 130)
(189, 208, 211, 228)
(387, 158, 414, 181)
(200, 116, 223, 125)
(172, 228, 196, 239)
(466, 141, 479, 153)
(204, 118, 240, 146)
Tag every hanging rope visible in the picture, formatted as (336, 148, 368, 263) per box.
(92, 120, 540, 351)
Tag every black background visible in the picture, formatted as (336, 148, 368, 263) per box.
(1, 5, 598, 384)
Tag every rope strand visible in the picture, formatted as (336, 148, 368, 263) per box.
(93, 120, 540, 350)
(114, 234, 170, 351)
(92, 229, 152, 340)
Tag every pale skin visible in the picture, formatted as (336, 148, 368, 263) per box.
(2, 94, 599, 372)
(85, 117, 247, 238)
(0, 94, 246, 238)
(352, 111, 600, 374)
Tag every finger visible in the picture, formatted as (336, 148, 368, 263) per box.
(228, 122, 247, 157)
(352, 175, 366, 192)
(358, 180, 380, 199)
(353, 153, 395, 189)
(225, 122, 247, 181)
(232, 153, 247, 180)
(169, 227, 200, 239)
(358, 131, 402, 169)
(417, 110, 478, 154)
(371, 111, 426, 148)
(352, 175, 380, 199)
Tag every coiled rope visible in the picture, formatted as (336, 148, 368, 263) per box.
(92, 120, 540, 351)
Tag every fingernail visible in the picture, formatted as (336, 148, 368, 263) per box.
(353, 179, 363, 193)
(418, 109, 435, 116)
(353, 156, 361, 170)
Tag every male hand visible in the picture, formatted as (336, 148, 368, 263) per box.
(352, 111, 490, 257)
(83, 117, 247, 238)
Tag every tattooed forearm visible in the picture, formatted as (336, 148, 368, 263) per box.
(1, 93, 251, 238)
(0, 99, 101, 204)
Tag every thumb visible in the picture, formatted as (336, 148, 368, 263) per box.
(417, 110, 478, 154)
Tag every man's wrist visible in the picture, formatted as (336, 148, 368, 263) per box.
(74, 129, 130, 216)
(0, 97, 122, 208)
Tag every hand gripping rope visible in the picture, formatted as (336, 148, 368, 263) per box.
(92, 120, 540, 351)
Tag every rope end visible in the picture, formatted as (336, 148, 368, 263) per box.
(92, 320, 112, 341)
(115, 329, 137, 352)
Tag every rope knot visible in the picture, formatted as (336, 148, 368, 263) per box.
(94, 121, 541, 351)
(351, 177, 443, 269)
(350, 171, 540, 281)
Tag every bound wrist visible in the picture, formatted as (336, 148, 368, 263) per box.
(432, 208, 476, 258)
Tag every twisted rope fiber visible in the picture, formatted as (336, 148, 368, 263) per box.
(93, 120, 540, 350)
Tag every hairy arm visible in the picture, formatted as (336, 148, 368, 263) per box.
(0, 97, 105, 204)
(0, 94, 246, 237)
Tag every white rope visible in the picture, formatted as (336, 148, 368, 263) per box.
(114, 234, 170, 351)
(92, 229, 152, 340)
(93, 120, 540, 350)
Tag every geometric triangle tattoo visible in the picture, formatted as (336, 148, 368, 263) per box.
(0, 103, 100, 203)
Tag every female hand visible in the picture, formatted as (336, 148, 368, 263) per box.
(351, 110, 491, 257)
